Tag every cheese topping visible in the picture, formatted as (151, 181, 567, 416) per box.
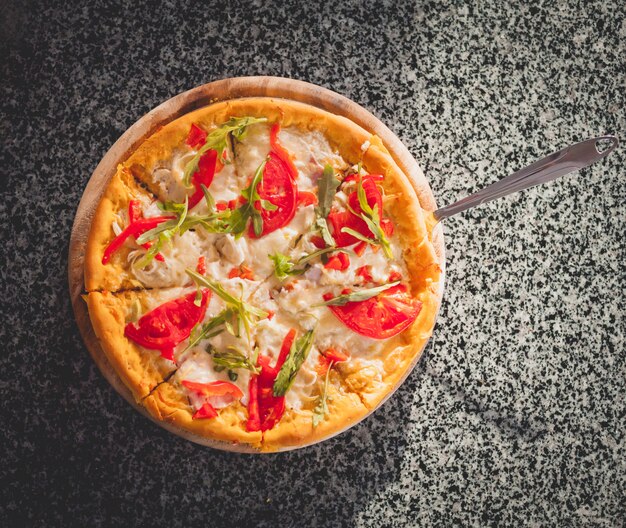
(109, 118, 416, 420)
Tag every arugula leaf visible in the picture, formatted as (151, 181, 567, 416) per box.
(353, 178, 393, 259)
(182, 116, 267, 187)
(273, 329, 315, 396)
(339, 227, 375, 245)
(212, 346, 261, 375)
(186, 269, 267, 338)
(222, 158, 268, 237)
(201, 184, 215, 212)
(183, 309, 232, 353)
(317, 164, 340, 218)
(312, 360, 334, 427)
(297, 246, 349, 265)
(319, 281, 400, 307)
(313, 164, 340, 246)
(315, 217, 336, 247)
(270, 252, 305, 281)
(269, 247, 350, 281)
(135, 196, 189, 268)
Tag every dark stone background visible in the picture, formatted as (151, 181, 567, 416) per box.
(1, 0, 624, 526)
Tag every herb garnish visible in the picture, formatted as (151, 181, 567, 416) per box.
(269, 252, 305, 281)
(318, 281, 400, 307)
(273, 329, 315, 396)
(314, 164, 340, 246)
(134, 197, 189, 268)
(346, 176, 393, 259)
(312, 360, 334, 427)
(133, 197, 234, 268)
(219, 158, 278, 238)
(269, 247, 350, 281)
(182, 116, 267, 187)
(212, 346, 261, 375)
(184, 309, 233, 352)
(186, 269, 268, 338)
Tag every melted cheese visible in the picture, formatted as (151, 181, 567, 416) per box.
(111, 120, 418, 416)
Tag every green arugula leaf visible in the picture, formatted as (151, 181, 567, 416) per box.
(183, 309, 232, 353)
(297, 246, 349, 265)
(312, 360, 334, 427)
(318, 281, 400, 307)
(339, 227, 375, 245)
(317, 164, 340, 218)
(273, 329, 315, 397)
(201, 184, 215, 212)
(186, 268, 267, 338)
(315, 217, 336, 247)
(269, 247, 350, 282)
(212, 346, 261, 375)
(269, 252, 305, 281)
(135, 196, 189, 268)
(222, 158, 268, 238)
(182, 116, 267, 187)
(353, 177, 393, 259)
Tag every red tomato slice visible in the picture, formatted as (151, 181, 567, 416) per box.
(324, 252, 350, 271)
(297, 191, 318, 207)
(248, 152, 297, 238)
(269, 123, 298, 180)
(181, 380, 244, 399)
(188, 149, 218, 209)
(192, 402, 218, 420)
(356, 265, 373, 282)
(328, 178, 384, 247)
(323, 347, 350, 363)
(323, 284, 421, 339)
(246, 329, 295, 431)
(186, 124, 207, 149)
(124, 290, 210, 360)
(342, 173, 384, 184)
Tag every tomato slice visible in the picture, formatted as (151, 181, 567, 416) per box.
(297, 191, 318, 207)
(186, 124, 207, 149)
(342, 173, 384, 184)
(188, 149, 218, 209)
(328, 178, 384, 247)
(324, 252, 350, 271)
(124, 290, 210, 360)
(248, 152, 297, 238)
(269, 123, 298, 180)
(246, 329, 295, 431)
(182, 380, 244, 399)
(323, 284, 421, 339)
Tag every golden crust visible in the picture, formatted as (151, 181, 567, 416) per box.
(125, 98, 372, 199)
(261, 372, 369, 452)
(84, 97, 442, 450)
(84, 167, 156, 292)
(86, 290, 176, 401)
(143, 382, 262, 447)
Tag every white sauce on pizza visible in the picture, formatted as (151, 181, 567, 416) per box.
(105, 118, 415, 423)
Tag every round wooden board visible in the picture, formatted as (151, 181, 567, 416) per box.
(68, 76, 446, 452)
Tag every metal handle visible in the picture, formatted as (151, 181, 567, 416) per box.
(433, 135, 619, 222)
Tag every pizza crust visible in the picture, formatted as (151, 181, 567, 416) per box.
(84, 97, 443, 450)
(143, 382, 263, 446)
(261, 371, 368, 452)
(84, 167, 156, 292)
(86, 290, 176, 401)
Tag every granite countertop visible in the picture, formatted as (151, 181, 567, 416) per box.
(2, 0, 624, 526)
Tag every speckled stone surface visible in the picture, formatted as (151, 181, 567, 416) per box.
(2, 0, 625, 526)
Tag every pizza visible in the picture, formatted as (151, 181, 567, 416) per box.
(84, 98, 442, 451)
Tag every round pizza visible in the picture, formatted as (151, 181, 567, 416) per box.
(84, 98, 442, 451)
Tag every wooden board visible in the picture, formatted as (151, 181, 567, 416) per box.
(68, 76, 446, 452)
